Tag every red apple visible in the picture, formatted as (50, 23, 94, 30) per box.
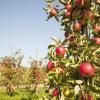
(79, 62, 94, 77)
(50, 8, 57, 16)
(81, 94, 86, 100)
(92, 37, 100, 45)
(59, 67, 64, 74)
(79, 18, 86, 25)
(64, 32, 69, 38)
(73, 22, 81, 31)
(47, 61, 54, 71)
(52, 88, 59, 96)
(95, 0, 100, 4)
(93, 25, 100, 33)
(65, 4, 73, 11)
(69, 35, 76, 42)
(75, 0, 84, 6)
(81, 94, 94, 100)
(75, 0, 81, 5)
(65, 11, 71, 17)
(88, 94, 94, 100)
(56, 47, 66, 56)
(83, 9, 94, 20)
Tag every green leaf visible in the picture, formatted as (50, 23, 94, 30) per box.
(68, 80, 75, 84)
(48, 72, 56, 76)
(48, 44, 55, 49)
(61, 59, 70, 64)
(61, 39, 68, 45)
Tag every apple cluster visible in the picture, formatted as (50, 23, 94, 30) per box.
(61, 0, 100, 44)
(45, 0, 100, 99)
(46, 0, 100, 42)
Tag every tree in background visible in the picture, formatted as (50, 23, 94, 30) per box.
(11, 49, 25, 87)
(44, 0, 100, 99)
(0, 50, 24, 95)
(28, 60, 41, 90)
(0, 56, 17, 95)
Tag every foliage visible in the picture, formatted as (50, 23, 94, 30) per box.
(0, 86, 48, 100)
(44, 0, 100, 99)
(0, 56, 18, 95)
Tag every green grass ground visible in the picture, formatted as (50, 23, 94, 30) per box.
(0, 86, 48, 100)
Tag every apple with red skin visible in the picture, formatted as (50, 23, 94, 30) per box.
(88, 94, 94, 100)
(64, 32, 69, 38)
(50, 8, 57, 16)
(65, 11, 71, 17)
(65, 4, 73, 11)
(56, 47, 66, 56)
(52, 88, 59, 96)
(75, 0, 82, 5)
(73, 22, 81, 31)
(60, 67, 64, 73)
(92, 37, 100, 45)
(93, 25, 100, 33)
(79, 18, 86, 25)
(75, 0, 90, 7)
(74, 0, 92, 8)
(81, 94, 94, 100)
(83, 9, 94, 20)
(75, 0, 84, 6)
(79, 62, 94, 77)
(58, 67, 65, 75)
(69, 36, 76, 42)
(47, 61, 54, 71)
(95, 0, 100, 4)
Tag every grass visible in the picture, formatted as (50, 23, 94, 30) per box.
(0, 86, 48, 100)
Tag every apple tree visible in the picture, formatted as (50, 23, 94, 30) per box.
(44, 0, 100, 99)
(0, 56, 17, 95)
(0, 50, 24, 95)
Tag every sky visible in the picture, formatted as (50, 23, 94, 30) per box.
(0, 0, 64, 66)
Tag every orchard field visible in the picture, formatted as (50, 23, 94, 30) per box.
(0, 0, 100, 100)
(0, 52, 49, 100)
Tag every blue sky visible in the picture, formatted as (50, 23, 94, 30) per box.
(0, 0, 64, 65)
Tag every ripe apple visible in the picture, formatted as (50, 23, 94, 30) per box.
(56, 47, 66, 56)
(79, 18, 86, 25)
(57, 67, 64, 75)
(64, 32, 69, 38)
(65, 4, 73, 11)
(92, 37, 100, 45)
(69, 35, 76, 42)
(65, 11, 71, 17)
(93, 25, 100, 33)
(81, 94, 94, 100)
(47, 61, 54, 71)
(60, 67, 64, 74)
(73, 22, 81, 31)
(79, 62, 94, 77)
(56, 67, 64, 75)
(88, 94, 94, 100)
(75, 0, 81, 5)
(52, 88, 59, 96)
(75, 0, 84, 6)
(83, 9, 94, 20)
(50, 8, 57, 16)
(95, 0, 100, 4)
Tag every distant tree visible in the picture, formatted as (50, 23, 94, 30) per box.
(28, 60, 40, 89)
(0, 56, 17, 95)
(0, 50, 24, 95)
